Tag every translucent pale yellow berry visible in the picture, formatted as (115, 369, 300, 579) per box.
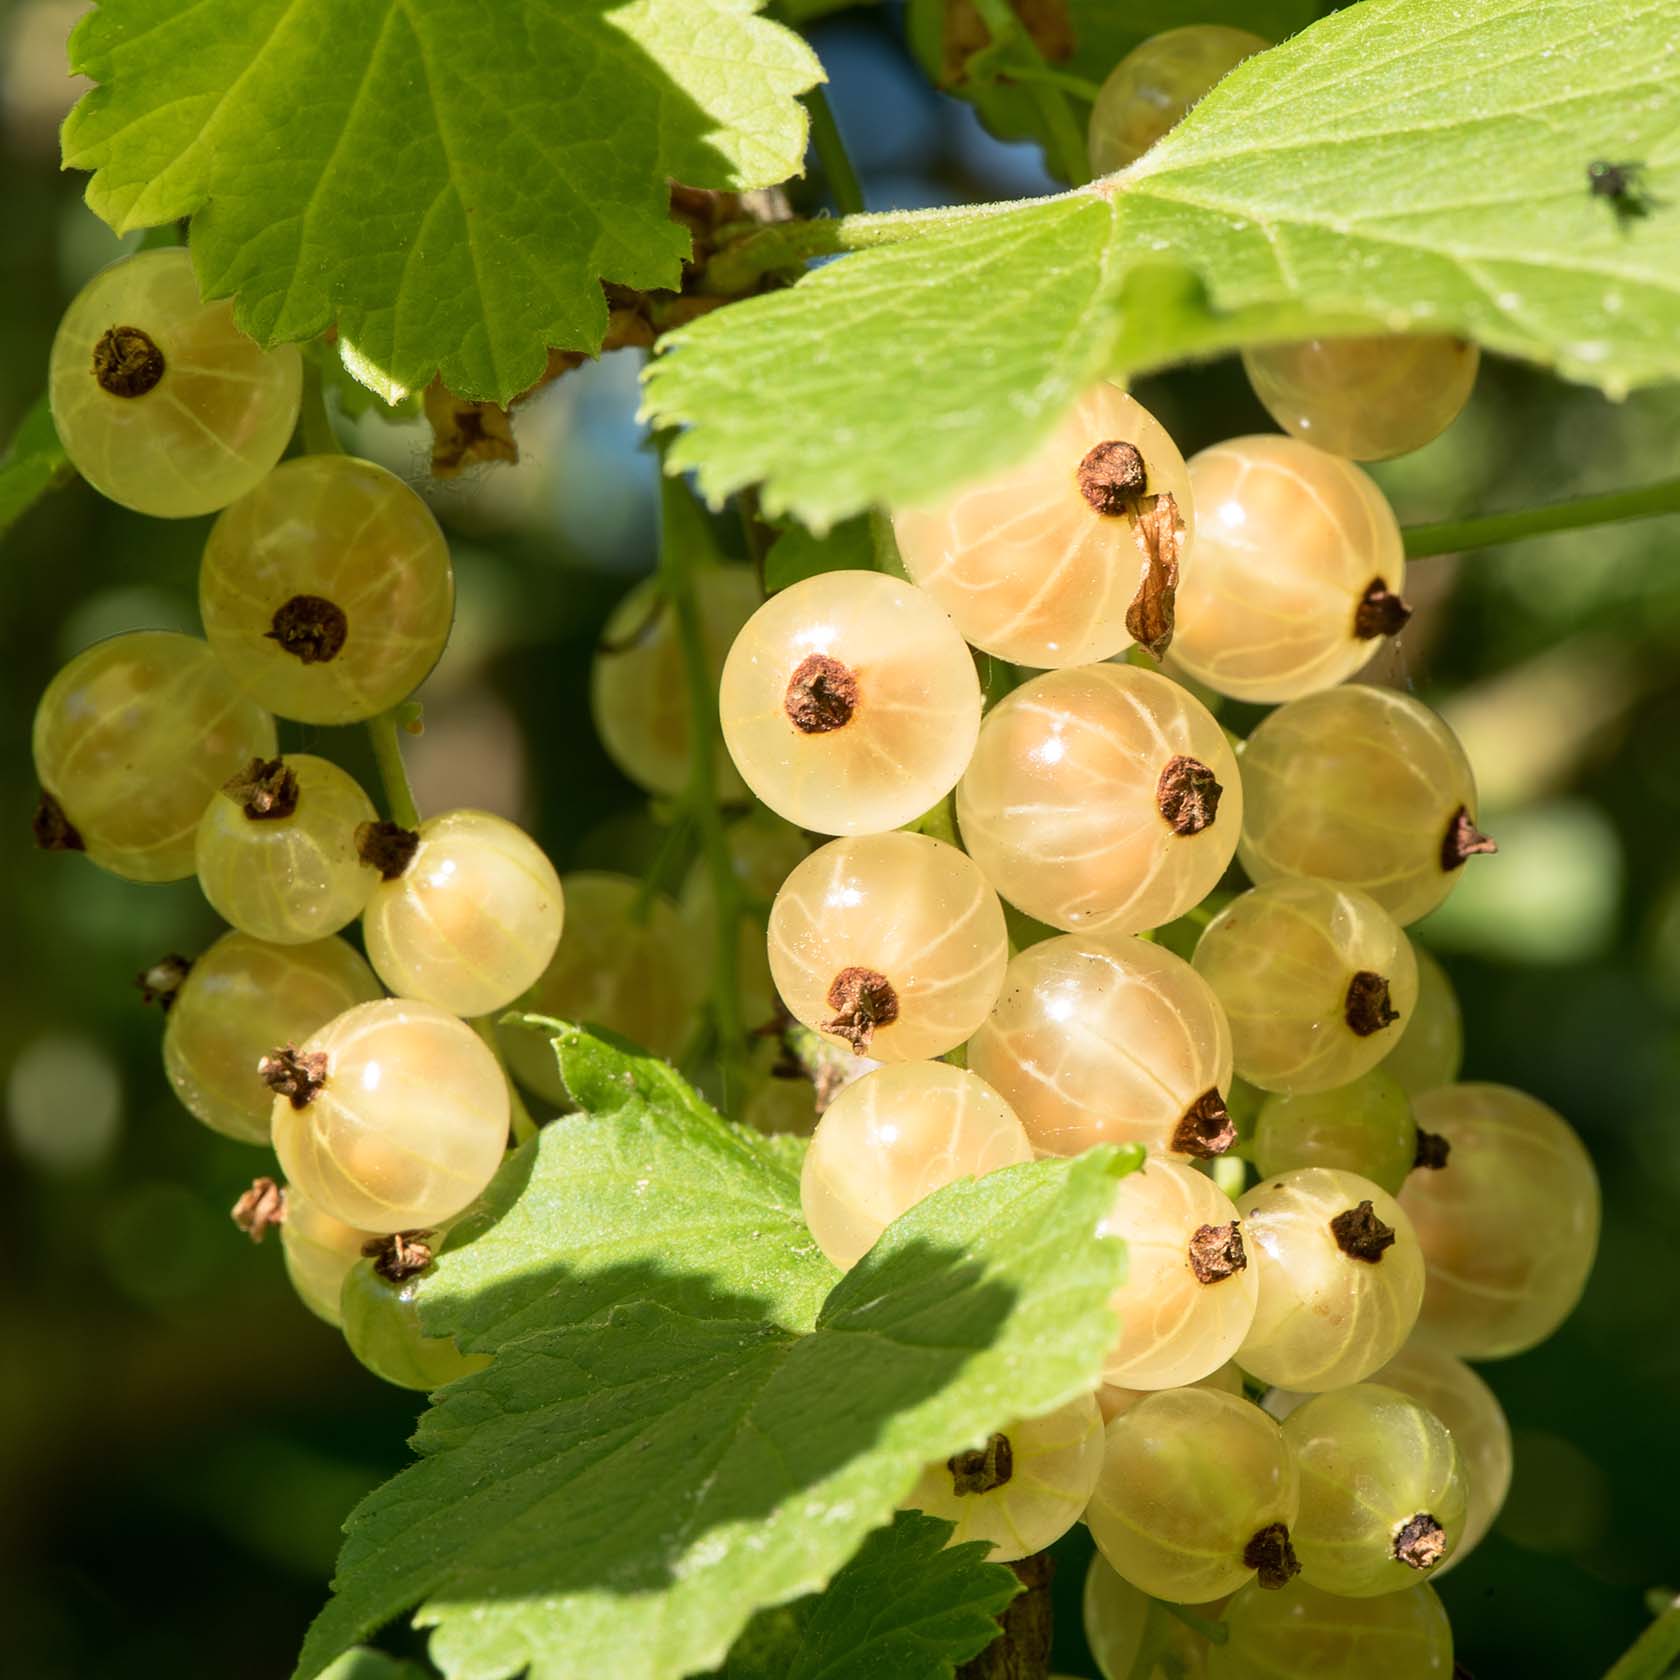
(1082, 1553, 1151, 1680)
(498, 873, 701, 1103)
(1238, 685, 1493, 926)
(1370, 1342, 1512, 1569)
(272, 999, 509, 1233)
(1172, 436, 1407, 703)
(33, 630, 278, 883)
(1097, 1360, 1243, 1424)
(200, 455, 454, 724)
(362, 809, 564, 1018)
(1382, 947, 1463, 1096)
(903, 1394, 1104, 1563)
(1235, 1168, 1425, 1391)
(968, 932, 1234, 1158)
(958, 663, 1242, 934)
(339, 1258, 490, 1391)
(767, 832, 1007, 1062)
(1087, 26, 1269, 173)
(280, 1187, 376, 1326)
(1209, 1579, 1453, 1680)
(1193, 881, 1418, 1095)
(892, 384, 1195, 667)
(163, 932, 382, 1144)
(1284, 1384, 1468, 1596)
(591, 565, 758, 799)
(194, 754, 377, 944)
(1242, 336, 1480, 461)
(718, 571, 981, 835)
(1086, 1388, 1299, 1602)
(1252, 1069, 1417, 1197)
(1098, 1158, 1259, 1388)
(800, 1062, 1032, 1269)
(48, 248, 302, 518)
(1398, 1083, 1599, 1358)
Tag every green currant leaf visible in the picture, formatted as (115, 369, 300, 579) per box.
(0, 394, 74, 541)
(60, 0, 823, 404)
(645, 0, 1680, 530)
(295, 1023, 1131, 1680)
(318, 1652, 435, 1680)
(702, 1511, 1020, 1679)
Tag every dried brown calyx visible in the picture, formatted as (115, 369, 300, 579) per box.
(356, 818, 421, 880)
(1171, 1089, 1237, 1158)
(1345, 970, 1398, 1036)
(231, 1176, 287, 1242)
(364, 1230, 435, 1283)
(259, 1045, 329, 1109)
(1243, 1523, 1301, 1589)
(1441, 805, 1498, 871)
(1076, 440, 1146, 515)
(785, 653, 859, 734)
(224, 756, 299, 821)
(1126, 492, 1183, 661)
(822, 966, 899, 1053)
(93, 325, 165, 398)
(949, 1432, 1013, 1496)
(1393, 1512, 1448, 1571)
(33, 791, 84, 853)
(267, 594, 349, 664)
(1188, 1220, 1247, 1283)
(1331, 1199, 1397, 1262)
(1413, 1129, 1452, 1170)
(135, 953, 192, 1011)
(1157, 754, 1223, 837)
(1354, 577, 1413, 640)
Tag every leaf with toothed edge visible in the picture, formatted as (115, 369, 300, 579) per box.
(293, 1021, 1134, 1680)
(644, 0, 1680, 531)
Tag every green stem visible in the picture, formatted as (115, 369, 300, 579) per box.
(1604, 1599, 1680, 1680)
(366, 709, 421, 830)
(804, 86, 865, 217)
(968, 0, 1092, 185)
(298, 355, 345, 456)
(470, 1018, 539, 1146)
(996, 62, 1103, 101)
(1403, 474, 1680, 557)
(1158, 1600, 1229, 1646)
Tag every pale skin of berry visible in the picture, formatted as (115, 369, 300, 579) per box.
(1370, 1342, 1512, 1570)
(799, 1062, 1032, 1270)
(1398, 1083, 1600, 1358)
(1087, 25, 1269, 174)
(33, 630, 278, 883)
(1381, 946, 1463, 1096)
(1083, 1553, 1226, 1680)
(163, 932, 381, 1144)
(1171, 436, 1406, 704)
(1252, 1069, 1417, 1197)
(891, 385, 1195, 667)
(272, 999, 510, 1233)
(1086, 1387, 1299, 1602)
(968, 932, 1233, 1157)
(1192, 881, 1418, 1094)
(1284, 1383, 1468, 1597)
(1097, 1158, 1259, 1388)
(200, 455, 454, 725)
(48, 248, 302, 518)
(957, 663, 1242, 934)
(498, 873, 702, 1104)
(1242, 336, 1481, 462)
(362, 809, 564, 1018)
(902, 1393, 1105, 1563)
(591, 566, 757, 801)
(1235, 1168, 1425, 1392)
(718, 571, 981, 835)
(767, 831, 1007, 1062)
(1097, 1360, 1243, 1424)
(339, 1258, 490, 1391)
(195, 754, 378, 945)
(1208, 1579, 1453, 1680)
(280, 1185, 377, 1326)
(1238, 685, 1486, 926)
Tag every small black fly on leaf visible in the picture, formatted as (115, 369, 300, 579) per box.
(1588, 159, 1656, 224)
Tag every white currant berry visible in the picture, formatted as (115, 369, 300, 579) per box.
(1382, 946, 1463, 1097)
(339, 1257, 490, 1391)
(280, 1185, 376, 1326)
(957, 663, 1242, 935)
(1252, 1069, 1418, 1198)
(1209, 1579, 1453, 1680)
(1096, 1360, 1243, 1424)
(48, 248, 302, 518)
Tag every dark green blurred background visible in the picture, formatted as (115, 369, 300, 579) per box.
(2, 4, 1677, 1676)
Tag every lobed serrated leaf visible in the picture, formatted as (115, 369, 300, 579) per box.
(0, 395, 75, 541)
(645, 0, 1680, 530)
(61, 0, 823, 403)
(295, 1025, 1132, 1680)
